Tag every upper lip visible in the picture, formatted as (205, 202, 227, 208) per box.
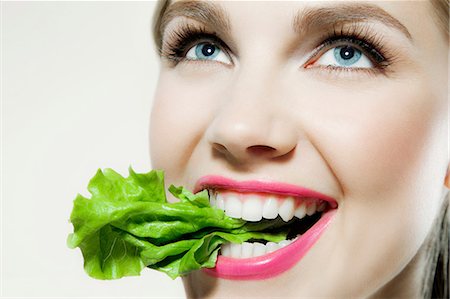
(194, 175, 338, 208)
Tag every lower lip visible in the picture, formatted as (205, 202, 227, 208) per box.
(203, 209, 337, 280)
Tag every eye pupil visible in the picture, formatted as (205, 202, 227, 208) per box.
(339, 46, 355, 60)
(201, 44, 216, 56)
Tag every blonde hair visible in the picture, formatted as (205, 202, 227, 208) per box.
(423, 195, 449, 299)
(152, 0, 171, 55)
(430, 0, 449, 37)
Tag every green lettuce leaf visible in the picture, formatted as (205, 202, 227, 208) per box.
(68, 168, 286, 280)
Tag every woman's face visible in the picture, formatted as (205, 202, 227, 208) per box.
(151, 0, 449, 297)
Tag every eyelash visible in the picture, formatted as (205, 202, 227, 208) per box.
(160, 22, 397, 76)
(307, 23, 395, 76)
(160, 23, 226, 63)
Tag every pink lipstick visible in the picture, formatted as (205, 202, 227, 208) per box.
(195, 175, 338, 208)
(196, 175, 338, 280)
(204, 209, 336, 280)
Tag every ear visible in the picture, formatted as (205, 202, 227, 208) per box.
(445, 164, 450, 189)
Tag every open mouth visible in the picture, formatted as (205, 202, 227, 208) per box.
(196, 176, 338, 280)
(210, 189, 330, 259)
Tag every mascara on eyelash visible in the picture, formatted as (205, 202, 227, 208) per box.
(160, 23, 226, 62)
(333, 23, 391, 62)
(160, 21, 395, 72)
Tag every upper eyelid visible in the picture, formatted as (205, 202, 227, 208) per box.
(161, 22, 235, 55)
(161, 18, 238, 54)
(312, 38, 385, 61)
(169, 21, 379, 45)
(173, 30, 236, 59)
(191, 35, 230, 51)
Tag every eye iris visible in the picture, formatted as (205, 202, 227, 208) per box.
(333, 46, 362, 66)
(195, 43, 219, 59)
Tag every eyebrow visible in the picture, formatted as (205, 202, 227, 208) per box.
(158, 1, 412, 46)
(159, 1, 232, 44)
(293, 3, 412, 41)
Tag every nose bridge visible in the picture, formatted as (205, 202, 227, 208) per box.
(223, 36, 285, 117)
(228, 62, 277, 124)
(206, 60, 298, 161)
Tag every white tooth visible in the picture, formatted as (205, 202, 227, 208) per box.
(225, 195, 242, 218)
(230, 243, 241, 258)
(294, 202, 307, 219)
(266, 242, 280, 253)
(279, 197, 295, 222)
(221, 243, 231, 257)
(317, 201, 326, 212)
(253, 243, 266, 257)
(279, 240, 291, 248)
(216, 193, 225, 211)
(241, 242, 253, 258)
(242, 196, 263, 221)
(209, 190, 216, 207)
(262, 196, 279, 219)
(306, 201, 317, 216)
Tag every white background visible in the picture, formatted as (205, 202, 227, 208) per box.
(2, 1, 186, 297)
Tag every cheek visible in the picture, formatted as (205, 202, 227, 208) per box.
(150, 70, 225, 184)
(316, 79, 444, 200)
(336, 80, 443, 268)
(302, 79, 447, 295)
(349, 95, 430, 194)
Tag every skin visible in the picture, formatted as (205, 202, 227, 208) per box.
(150, 0, 449, 297)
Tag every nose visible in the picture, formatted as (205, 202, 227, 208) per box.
(206, 68, 298, 164)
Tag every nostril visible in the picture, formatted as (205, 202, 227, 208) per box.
(212, 143, 229, 155)
(247, 145, 277, 156)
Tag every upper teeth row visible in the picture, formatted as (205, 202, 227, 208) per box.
(209, 190, 326, 222)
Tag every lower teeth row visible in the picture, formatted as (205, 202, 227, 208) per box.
(221, 238, 298, 259)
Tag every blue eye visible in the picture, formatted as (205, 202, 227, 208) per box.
(334, 46, 362, 66)
(195, 43, 219, 59)
(185, 42, 232, 64)
(315, 45, 373, 68)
